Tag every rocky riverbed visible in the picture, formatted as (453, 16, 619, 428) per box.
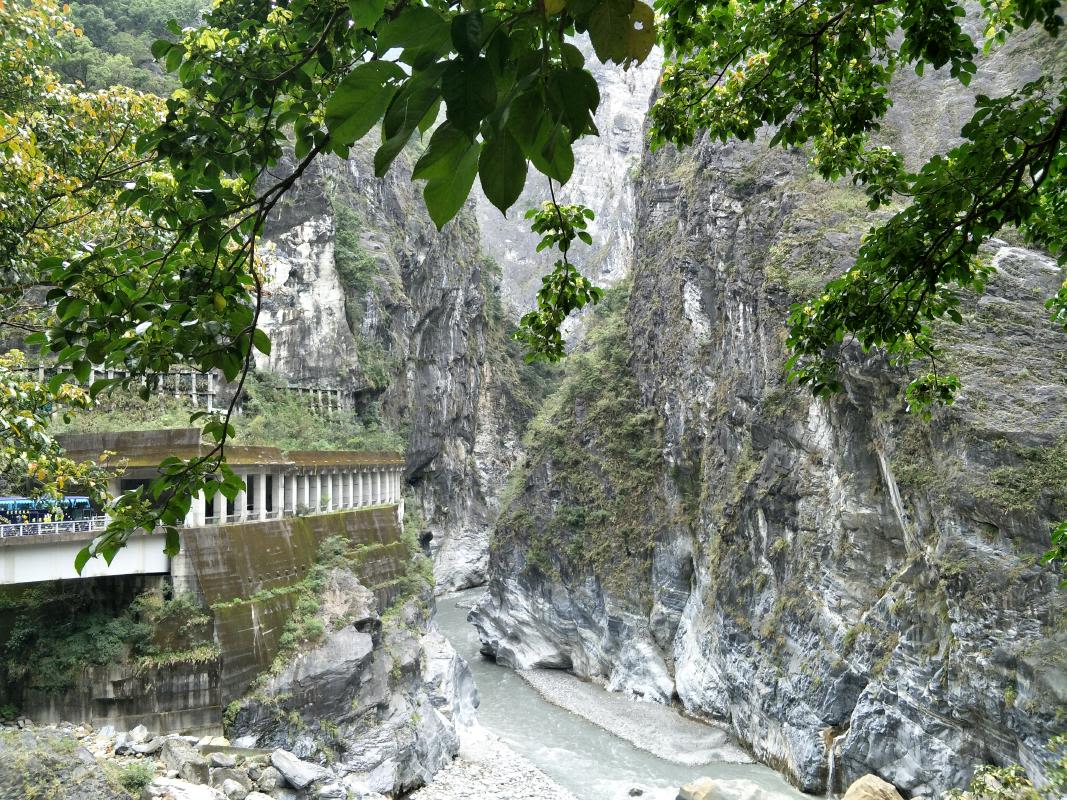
(409, 726, 577, 800)
(518, 668, 752, 767)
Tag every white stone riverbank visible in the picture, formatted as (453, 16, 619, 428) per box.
(410, 726, 577, 800)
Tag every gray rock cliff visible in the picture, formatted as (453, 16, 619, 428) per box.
(471, 27, 1067, 797)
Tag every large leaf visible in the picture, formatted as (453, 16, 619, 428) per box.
(442, 58, 497, 136)
(413, 123, 473, 181)
(349, 0, 386, 29)
(550, 68, 601, 138)
(586, 0, 634, 64)
(625, 1, 656, 66)
(451, 13, 483, 59)
(585, 0, 655, 67)
(325, 61, 406, 146)
(479, 130, 527, 214)
(376, 6, 452, 68)
(375, 65, 447, 176)
(424, 141, 480, 229)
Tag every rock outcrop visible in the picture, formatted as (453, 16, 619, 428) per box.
(228, 570, 477, 797)
(257, 144, 538, 591)
(472, 23, 1067, 798)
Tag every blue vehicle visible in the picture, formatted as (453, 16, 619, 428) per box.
(0, 496, 94, 525)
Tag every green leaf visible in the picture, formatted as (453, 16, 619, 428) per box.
(534, 124, 574, 183)
(164, 526, 181, 557)
(150, 39, 172, 60)
(550, 68, 601, 137)
(478, 130, 527, 214)
(349, 0, 386, 30)
(424, 141, 480, 229)
(451, 13, 483, 59)
(586, 0, 635, 64)
(252, 328, 271, 355)
(625, 1, 656, 66)
(325, 61, 406, 146)
(413, 123, 472, 181)
(74, 547, 92, 575)
(377, 7, 451, 68)
(442, 58, 497, 136)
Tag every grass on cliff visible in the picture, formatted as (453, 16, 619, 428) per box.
(55, 370, 406, 453)
(493, 280, 662, 598)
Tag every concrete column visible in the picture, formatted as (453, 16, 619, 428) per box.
(314, 473, 322, 512)
(255, 472, 267, 520)
(272, 471, 283, 518)
(355, 472, 363, 506)
(184, 492, 205, 527)
(301, 474, 311, 512)
(373, 469, 381, 505)
(345, 471, 354, 508)
(209, 489, 223, 522)
(235, 475, 248, 522)
(284, 472, 296, 514)
(325, 472, 334, 512)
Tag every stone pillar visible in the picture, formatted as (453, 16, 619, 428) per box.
(235, 475, 248, 522)
(185, 491, 205, 527)
(314, 473, 322, 512)
(284, 472, 296, 515)
(272, 471, 283, 518)
(211, 489, 224, 522)
(255, 472, 267, 520)
(345, 471, 354, 508)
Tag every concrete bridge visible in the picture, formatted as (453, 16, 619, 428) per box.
(0, 429, 406, 586)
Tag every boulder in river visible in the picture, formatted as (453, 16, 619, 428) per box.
(842, 774, 905, 800)
(677, 777, 716, 800)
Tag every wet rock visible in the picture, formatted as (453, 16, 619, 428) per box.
(842, 775, 905, 800)
(270, 749, 328, 789)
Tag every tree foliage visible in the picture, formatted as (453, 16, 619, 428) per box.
(649, 0, 1065, 412)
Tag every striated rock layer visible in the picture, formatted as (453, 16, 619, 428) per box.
(472, 30, 1067, 798)
(230, 569, 478, 796)
(257, 146, 534, 591)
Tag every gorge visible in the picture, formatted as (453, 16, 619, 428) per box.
(1, 2, 1066, 800)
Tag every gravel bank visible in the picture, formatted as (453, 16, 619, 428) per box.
(410, 726, 578, 800)
(518, 668, 753, 767)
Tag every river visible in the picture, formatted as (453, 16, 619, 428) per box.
(435, 589, 814, 800)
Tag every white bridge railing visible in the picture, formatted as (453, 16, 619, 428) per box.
(0, 516, 108, 540)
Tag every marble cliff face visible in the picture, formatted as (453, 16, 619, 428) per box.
(471, 27, 1067, 799)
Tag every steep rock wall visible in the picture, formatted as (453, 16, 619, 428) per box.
(472, 30, 1067, 797)
(257, 147, 533, 591)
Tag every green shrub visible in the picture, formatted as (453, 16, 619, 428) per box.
(116, 761, 155, 793)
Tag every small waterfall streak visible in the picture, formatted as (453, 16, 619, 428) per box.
(825, 729, 847, 797)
